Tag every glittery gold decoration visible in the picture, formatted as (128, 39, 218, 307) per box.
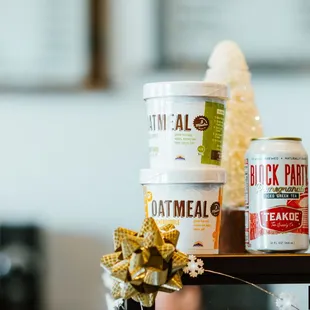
(222, 88, 263, 207)
(101, 218, 188, 307)
(205, 41, 263, 208)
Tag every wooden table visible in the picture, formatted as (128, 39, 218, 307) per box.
(126, 253, 310, 309)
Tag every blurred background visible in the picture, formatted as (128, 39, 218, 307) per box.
(0, 0, 309, 309)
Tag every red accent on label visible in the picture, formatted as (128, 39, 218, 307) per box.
(249, 163, 308, 187)
(250, 164, 280, 186)
(249, 212, 308, 240)
(259, 206, 302, 232)
(287, 187, 308, 209)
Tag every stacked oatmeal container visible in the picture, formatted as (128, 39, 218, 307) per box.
(140, 81, 228, 255)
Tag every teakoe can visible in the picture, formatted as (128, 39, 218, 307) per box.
(140, 167, 226, 255)
(143, 81, 228, 169)
(245, 137, 309, 253)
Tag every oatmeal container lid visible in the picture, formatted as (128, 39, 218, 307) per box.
(140, 168, 226, 184)
(143, 81, 228, 100)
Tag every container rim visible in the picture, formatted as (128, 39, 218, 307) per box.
(143, 81, 228, 100)
(140, 168, 226, 184)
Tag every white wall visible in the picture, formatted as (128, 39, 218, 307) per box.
(0, 90, 148, 232)
(107, 0, 158, 85)
(0, 0, 90, 87)
(0, 88, 150, 310)
(0, 72, 309, 309)
(163, 0, 310, 64)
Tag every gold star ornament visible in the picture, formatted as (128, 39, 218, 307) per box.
(101, 218, 188, 307)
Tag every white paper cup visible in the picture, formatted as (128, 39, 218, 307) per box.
(140, 167, 226, 255)
(144, 81, 228, 169)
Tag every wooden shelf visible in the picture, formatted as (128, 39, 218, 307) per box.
(183, 253, 310, 285)
(126, 253, 310, 310)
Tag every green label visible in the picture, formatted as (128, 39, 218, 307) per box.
(200, 101, 225, 165)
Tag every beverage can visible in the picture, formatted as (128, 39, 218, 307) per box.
(245, 137, 309, 253)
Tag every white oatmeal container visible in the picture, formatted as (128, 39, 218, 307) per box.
(245, 137, 309, 253)
(143, 81, 228, 169)
(140, 168, 226, 255)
